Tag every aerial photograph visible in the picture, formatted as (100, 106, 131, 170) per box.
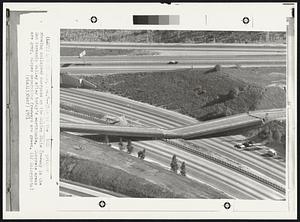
(59, 29, 286, 199)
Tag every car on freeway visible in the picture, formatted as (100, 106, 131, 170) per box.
(266, 148, 278, 157)
(242, 141, 254, 147)
(234, 144, 245, 149)
(167, 60, 178, 64)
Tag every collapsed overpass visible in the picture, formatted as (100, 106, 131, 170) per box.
(60, 108, 286, 141)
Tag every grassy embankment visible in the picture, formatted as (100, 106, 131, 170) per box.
(61, 29, 286, 44)
(82, 66, 286, 120)
(61, 47, 158, 57)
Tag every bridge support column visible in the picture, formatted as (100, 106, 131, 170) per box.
(104, 135, 109, 144)
(118, 137, 124, 150)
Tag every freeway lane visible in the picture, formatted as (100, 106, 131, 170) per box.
(63, 112, 285, 184)
(171, 109, 286, 138)
(61, 113, 97, 124)
(60, 108, 285, 140)
(61, 88, 198, 127)
(60, 180, 125, 197)
(60, 42, 286, 74)
(61, 54, 286, 63)
(60, 88, 286, 199)
(61, 60, 285, 66)
(60, 56, 286, 74)
(137, 140, 284, 199)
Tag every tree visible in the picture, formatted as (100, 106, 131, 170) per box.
(214, 64, 221, 72)
(267, 129, 273, 143)
(228, 88, 239, 99)
(180, 162, 186, 176)
(225, 107, 232, 116)
(170, 155, 179, 173)
(281, 134, 286, 144)
(273, 129, 282, 143)
(127, 140, 133, 154)
(138, 149, 146, 159)
(118, 139, 124, 150)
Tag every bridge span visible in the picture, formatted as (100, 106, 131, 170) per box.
(60, 108, 285, 140)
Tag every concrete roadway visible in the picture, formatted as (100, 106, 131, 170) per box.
(60, 55, 286, 75)
(61, 42, 286, 51)
(59, 180, 124, 197)
(60, 42, 286, 74)
(60, 109, 285, 140)
(60, 88, 286, 200)
(61, 112, 284, 200)
(61, 114, 285, 200)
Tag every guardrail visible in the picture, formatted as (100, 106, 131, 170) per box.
(161, 139, 285, 194)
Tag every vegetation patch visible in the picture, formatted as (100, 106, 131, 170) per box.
(243, 120, 286, 158)
(224, 67, 286, 87)
(81, 67, 285, 121)
(61, 47, 158, 56)
(61, 29, 286, 44)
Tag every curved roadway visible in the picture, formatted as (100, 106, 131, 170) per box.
(60, 88, 286, 200)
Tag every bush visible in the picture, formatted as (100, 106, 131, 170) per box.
(180, 162, 186, 176)
(170, 155, 179, 173)
(138, 149, 146, 159)
(215, 64, 221, 72)
(127, 141, 134, 154)
(228, 88, 239, 99)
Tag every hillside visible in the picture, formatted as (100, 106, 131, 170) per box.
(60, 47, 158, 56)
(82, 66, 286, 121)
(61, 29, 286, 44)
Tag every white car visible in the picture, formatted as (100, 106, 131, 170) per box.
(234, 144, 245, 149)
(266, 149, 278, 157)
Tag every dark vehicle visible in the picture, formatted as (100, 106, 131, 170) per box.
(242, 142, 250, 147)
(168, 60, 178, 64)
(234, 144, 245, 149)
(242, 141, 254, 147)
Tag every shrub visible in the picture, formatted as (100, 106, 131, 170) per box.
(180, 162, 186, 176)
(170, 155, 179, 173)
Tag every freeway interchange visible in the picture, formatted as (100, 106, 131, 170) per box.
(60, 42, 286, 199)
(60, 88, 286, 200)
